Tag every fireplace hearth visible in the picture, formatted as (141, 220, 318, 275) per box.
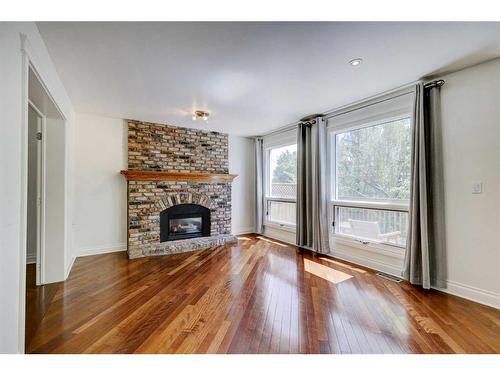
(160, 203, 211, 242)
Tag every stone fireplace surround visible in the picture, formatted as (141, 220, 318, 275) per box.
(122, 120, 238, 259)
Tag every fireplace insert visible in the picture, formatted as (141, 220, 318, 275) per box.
(160, 203, 210, 242)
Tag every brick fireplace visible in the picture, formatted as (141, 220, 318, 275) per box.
(121, 120, 237, 259)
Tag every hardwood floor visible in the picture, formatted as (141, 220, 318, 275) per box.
(26, 235, 500, 354)
(25, 263, 59, 351)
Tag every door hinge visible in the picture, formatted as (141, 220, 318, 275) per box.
(36, 132, 42, 140)
(331, 220, 335, 227)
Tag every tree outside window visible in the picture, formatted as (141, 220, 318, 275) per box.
(269, 144, 297, 198)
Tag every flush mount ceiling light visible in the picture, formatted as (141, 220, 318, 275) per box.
(192, 110, 210, 121)
(349, 58, 363, 66)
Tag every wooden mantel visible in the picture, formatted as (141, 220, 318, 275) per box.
(120, 169, 238, 183)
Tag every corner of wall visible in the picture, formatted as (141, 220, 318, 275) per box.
(76, 243, 127, 258)
(65, 254, 76, 279)
(233, 226, 256, 236)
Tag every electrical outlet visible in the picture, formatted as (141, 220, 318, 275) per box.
(472, 181, 483, 194)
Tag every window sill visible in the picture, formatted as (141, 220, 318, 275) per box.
(265, 197, 296, 203)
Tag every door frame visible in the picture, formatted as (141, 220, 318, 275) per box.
(27, 100, 46, 286)
(19, 33, 68, 353)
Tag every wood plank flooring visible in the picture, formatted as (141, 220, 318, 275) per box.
(26, 235, 500, 354)
(25, 263, 59, 351)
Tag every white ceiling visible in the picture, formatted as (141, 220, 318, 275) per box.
(37, 22, 500, 136)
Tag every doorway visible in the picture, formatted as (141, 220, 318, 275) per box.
(24, 66, 66, 351)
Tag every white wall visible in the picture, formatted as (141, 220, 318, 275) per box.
(74, 114, 127, 256)
(263, 225, 296, 245)
(44, 117, 67, 281)
(0, 23, 75, 353)
(229, 135, 256, 235)
(438, 58, 500, 308)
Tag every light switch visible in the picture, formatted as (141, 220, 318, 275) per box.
(472, 181, 483, 194)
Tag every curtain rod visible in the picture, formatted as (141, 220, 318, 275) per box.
(259, 78, 445, 138)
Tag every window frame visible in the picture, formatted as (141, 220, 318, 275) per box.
(327, 99, 413, 250)
(263, 134, 297, 231)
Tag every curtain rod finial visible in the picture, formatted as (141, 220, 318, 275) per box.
(424, 79, 445, 89)
(299, 113, 325, 122)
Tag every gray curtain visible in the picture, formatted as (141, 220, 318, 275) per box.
(255, 137, 265, 234)
(403, 83, 447, 289)
(296, 117, 330, 254)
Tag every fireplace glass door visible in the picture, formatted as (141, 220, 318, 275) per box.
(160, 203, 211, 242)
(169, 217, 202, 235)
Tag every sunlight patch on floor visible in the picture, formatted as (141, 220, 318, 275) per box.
(236, 236, 252, 241)
(304, 259, 353, 284)
(318, 257, 367, 274)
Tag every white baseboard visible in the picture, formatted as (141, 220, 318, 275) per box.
(434, 280, 500, 309)
(76, 243, 127, 257)
(233, 227, 256, 235)
(26, 254, 36, 264)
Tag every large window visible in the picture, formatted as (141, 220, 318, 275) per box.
(330, 117, 411, 248)
(265, 143, 297, 227)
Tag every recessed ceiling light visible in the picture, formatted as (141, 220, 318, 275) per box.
(349, 58, 363, 66)
(192, 110, 209, 121)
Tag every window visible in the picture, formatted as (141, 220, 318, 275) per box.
(265, 143, 297, 228)
(269, 144, 297, 198)
(330, 117, 411, 248)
